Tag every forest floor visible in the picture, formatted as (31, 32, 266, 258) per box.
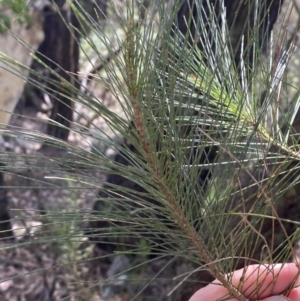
(0, 89, 128, 301)
(0, 87, 192, 301)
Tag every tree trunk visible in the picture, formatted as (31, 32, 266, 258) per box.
(176, 0, 284, 71)
(27, 0, 107, 141)
(0, 163, 13, 239)
(30, 0, 80, 141)
(0, 1, 47, 238)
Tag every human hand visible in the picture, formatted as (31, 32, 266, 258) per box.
(189, 264, 300, 301)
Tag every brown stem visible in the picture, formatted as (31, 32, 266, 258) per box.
(123, 15, 248, 301)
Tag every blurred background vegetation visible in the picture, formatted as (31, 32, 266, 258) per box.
(0, 0, 300, 301)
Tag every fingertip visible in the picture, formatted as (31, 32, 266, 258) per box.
(287, 288, 300, 301)
(231, 263, 299, 299)
(188, 264, 300, 301)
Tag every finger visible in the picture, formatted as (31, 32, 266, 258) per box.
(287, 286, 300, 301)
(230, 264, 299, 300)
(189, 263, 299, 301)
(188, 281, 229, 301)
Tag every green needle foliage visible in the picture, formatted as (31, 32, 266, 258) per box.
(2, 0, 300, 300)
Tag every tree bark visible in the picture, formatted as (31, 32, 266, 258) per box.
(29, 0, 80, 141)
(0, 163, 13, 239)
(29, 0, 107, 141)
(175, 0, 284, 71)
